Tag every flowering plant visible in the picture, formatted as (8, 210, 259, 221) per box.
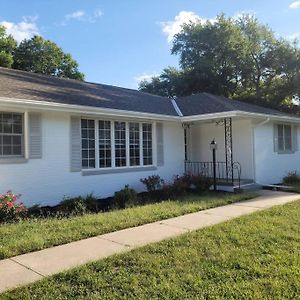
(0, 191, 27, 223)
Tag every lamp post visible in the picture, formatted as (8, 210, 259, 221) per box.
(210, 139, 217, 191)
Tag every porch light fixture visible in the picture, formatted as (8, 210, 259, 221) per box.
(210, 139, 217, 191)
(210, 139, 217, 151)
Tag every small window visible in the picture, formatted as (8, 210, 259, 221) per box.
(0, 112, 23, 157)
(275, 124, 294, 153)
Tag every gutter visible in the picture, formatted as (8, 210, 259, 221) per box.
(0, 96, 181, 122)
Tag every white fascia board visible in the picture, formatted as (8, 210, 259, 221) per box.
(235, 111, 300, 124)
(181, 111, 238, 122)
(0, 97, 180, 122)
(181, 110, 300, 124)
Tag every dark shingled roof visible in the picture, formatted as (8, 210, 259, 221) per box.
(0, 68, 293, 119)
(176, 92, 289, 117)
(0, 67, 178, 116)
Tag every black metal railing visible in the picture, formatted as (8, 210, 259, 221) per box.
(184, 161, 241, 188)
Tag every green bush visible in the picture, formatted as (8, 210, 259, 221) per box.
(170, 175, 191, 196)
(58, 193, 99, 216)
(282, 171, 300, 186)
(114, 185, 137, 209)
(140, 175, 164, 193)
(58, 197, 87, 215)
(190, 175, 213, 193)
(0, 191, 27, 223)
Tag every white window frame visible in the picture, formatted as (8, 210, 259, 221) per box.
(80, 117, 155, 171)
(0, 111, 25, 158)
(275, 123, 295, 154)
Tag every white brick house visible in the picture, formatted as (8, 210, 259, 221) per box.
(1, 67, 300, 206)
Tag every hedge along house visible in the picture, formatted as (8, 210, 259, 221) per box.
(0, 67, 300, 206)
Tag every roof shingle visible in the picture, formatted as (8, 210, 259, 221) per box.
(176, 92, 289, 117)
(0, 67, 178, 116)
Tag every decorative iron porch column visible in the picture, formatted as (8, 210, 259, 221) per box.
(224, 118, 233, 183)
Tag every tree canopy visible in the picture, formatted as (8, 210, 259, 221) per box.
(0, 26, 84, 80)
(139, 15, 300, 110)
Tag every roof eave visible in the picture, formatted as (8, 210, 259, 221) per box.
(181, 110, 300, 124)
(0, 96, 180, 122)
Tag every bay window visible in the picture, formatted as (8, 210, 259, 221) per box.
(81, 119, 154, 169)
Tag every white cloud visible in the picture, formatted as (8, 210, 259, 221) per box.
(160, 11, 215, 42)
(289, 1, 300, 9)
(0, 17, 40, 43)
(63, 9, 103, 25)
(134, 72, 159, 83)
(65, 10, 86, 21)
(287, 33, 299, 39)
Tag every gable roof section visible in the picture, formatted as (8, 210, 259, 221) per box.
(175, 92, 289, 117)
(0, 67, 178, 116)
(0, 68, 298, 122)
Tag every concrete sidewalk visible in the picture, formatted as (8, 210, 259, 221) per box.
(1, 190, 299, 293)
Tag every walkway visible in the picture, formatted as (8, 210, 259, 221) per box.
(0, 190, 299, 293)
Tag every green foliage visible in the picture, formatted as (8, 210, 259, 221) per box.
(58, 196, 88, 216)
(13, 36, 84, 80)
(0, 192, 255, 259)
(114, 185, 137, 209)
(282, 171, 300, 186)
(139, 14, 300, 111)
(140, 175, 164, 193)
(0, 26, 84, 80)
(58, 194, 98, 216)
(0, 26, 17, 68)
(0, 191, 27, 223)
(190, 175, 213, 193)
(3, 199, 298, 299)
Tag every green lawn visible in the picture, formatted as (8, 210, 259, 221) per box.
(2, 199, 299, 299)
(0, 192, 254, 259)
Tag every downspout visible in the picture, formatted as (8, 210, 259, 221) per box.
(251, 117, 271, 184)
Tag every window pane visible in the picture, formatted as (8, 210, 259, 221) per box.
(81, 119, 95, 169)
(278, 124, 284, 138)
(115, 122, 126, 167)
(284, 125, 292, 151)
(142, 123, 153, 165)
(129, 122, 140, 166)
(99, 121, 112, 168)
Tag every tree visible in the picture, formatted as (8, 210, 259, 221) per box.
(0, 26, 17, 68)
(139, 15, 300, 110)
(13, 36, 84, 80)
(139, 67, 190, 97)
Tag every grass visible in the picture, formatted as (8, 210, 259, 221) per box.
(2, 199, 299, 299)
(0, 192, 255, 259)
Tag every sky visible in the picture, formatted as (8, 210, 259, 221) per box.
(0, 0, 300, 89)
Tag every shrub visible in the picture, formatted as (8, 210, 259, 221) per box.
(190, 175, 213, 193)
(58, 196, 88, 216)
(140, 175, 164, 193)
(58, 193, 99, 216)
(283, 171, 300, 186)
(171, 175, 191, 196)
(114, 185, 137, 209)
(0, 191, 27, 223)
